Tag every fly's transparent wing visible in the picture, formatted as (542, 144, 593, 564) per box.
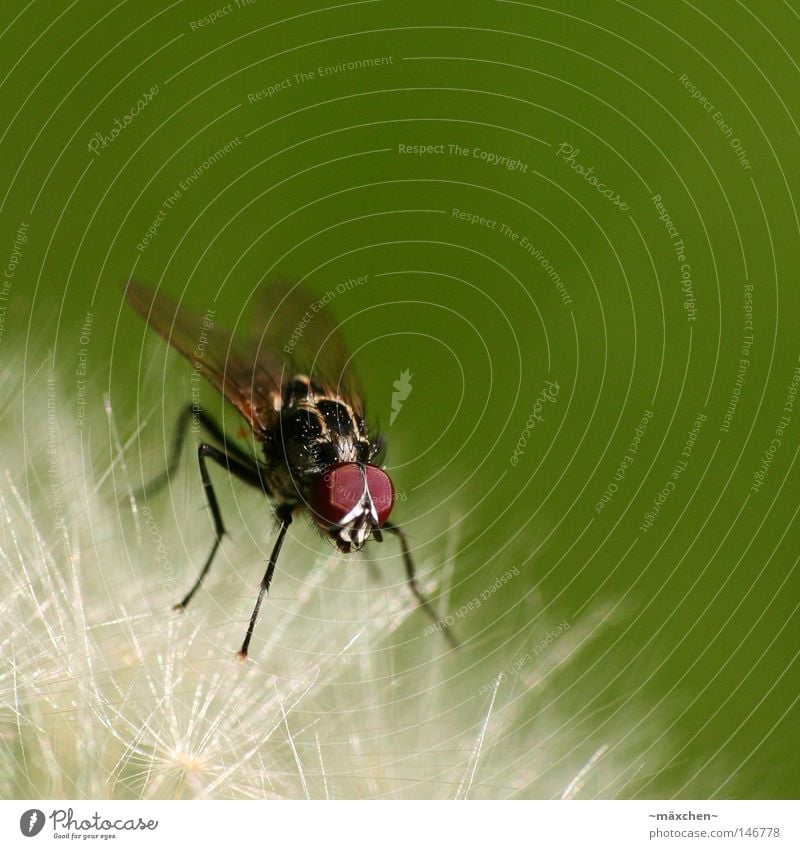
(250, 279, 365, 416)
(125, 280, 282, 435)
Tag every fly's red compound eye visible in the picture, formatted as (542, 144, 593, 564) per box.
(310, 463, 394, 528)
(311, 463, 363, 527)
(364, 465, 394, 526)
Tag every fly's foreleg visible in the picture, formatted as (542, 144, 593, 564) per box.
(237, 504, 294, 660)
(383, 521, 460, 649)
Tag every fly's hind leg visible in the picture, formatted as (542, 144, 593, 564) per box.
(133, 403, 259, 500)
(174, 444, 265, 610)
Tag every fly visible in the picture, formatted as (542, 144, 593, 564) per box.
(124, 280, 459, 657)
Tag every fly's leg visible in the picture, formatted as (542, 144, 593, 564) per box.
(175, 444, 265, 611)
(382, 521, 460, 649)
(237, 504, 294, 661)
(134, 403, 259, 500)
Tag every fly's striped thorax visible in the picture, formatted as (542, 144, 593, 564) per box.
(263, 375, 376, 492)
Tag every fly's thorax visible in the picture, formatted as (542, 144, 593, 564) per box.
(263, 376, 377, 490)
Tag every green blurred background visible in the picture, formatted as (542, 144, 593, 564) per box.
(2, 0, 798, 797)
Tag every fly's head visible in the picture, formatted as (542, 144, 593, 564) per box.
(309, 463, 394, 552)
